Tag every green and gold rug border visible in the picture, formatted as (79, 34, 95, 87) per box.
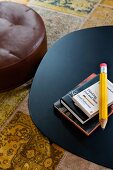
(28, 0, 102, 17)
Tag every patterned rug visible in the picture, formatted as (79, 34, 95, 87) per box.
(0, 0, 113, 169)
(29, 0, 100, 17)
(0, 94, 64, 170)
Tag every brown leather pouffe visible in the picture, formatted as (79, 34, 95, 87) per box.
(0, 1, 47, 92)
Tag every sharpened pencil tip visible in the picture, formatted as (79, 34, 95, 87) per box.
(100, 119, 107, 129)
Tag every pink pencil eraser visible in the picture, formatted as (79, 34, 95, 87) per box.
(100, 63, 107, 67)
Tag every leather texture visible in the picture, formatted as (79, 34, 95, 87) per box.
(0, 1, 47, 91)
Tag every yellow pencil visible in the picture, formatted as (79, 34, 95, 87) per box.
(99, 63, 108, 129)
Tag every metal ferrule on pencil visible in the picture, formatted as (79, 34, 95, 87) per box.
(100, 66, 107, 73)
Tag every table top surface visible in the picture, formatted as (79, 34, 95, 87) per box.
(29, 26, 113, 169)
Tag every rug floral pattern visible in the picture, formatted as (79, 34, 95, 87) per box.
(0, 111, 64, 170)
(82, 4, 113, 29)
(0, 86, 29, 129)
(29, 0, 100, 16)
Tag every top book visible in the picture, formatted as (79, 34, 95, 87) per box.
(72, 78, 113, 118)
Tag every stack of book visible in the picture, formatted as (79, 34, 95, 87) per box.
(54, 74, 113, 136)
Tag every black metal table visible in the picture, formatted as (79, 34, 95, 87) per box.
(29, 26, 113, 169)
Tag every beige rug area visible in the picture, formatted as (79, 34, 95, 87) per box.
(0, 0, 113, 169)
(0, 0, 28, 4)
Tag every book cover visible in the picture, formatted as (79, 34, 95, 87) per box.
(61, 75, 99, 124)
(73, 79, 113, 118)
(54, 99, 113, 136)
